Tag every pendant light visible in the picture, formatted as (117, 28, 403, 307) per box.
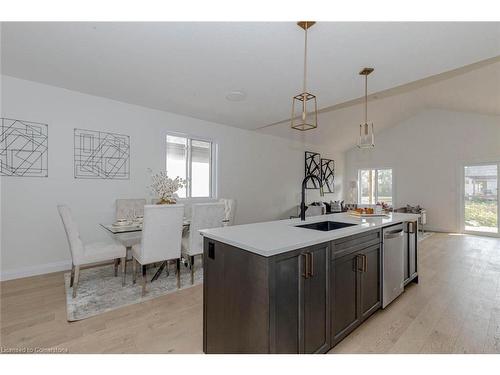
(291, 21, 318, 131)
(357, 67, 375, 148)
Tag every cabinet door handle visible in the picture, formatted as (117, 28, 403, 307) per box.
(309, 252, 314, 277)
(302, 253, 309, 279)
(363, 254, 367, 272)
(356, 254, 363, 272)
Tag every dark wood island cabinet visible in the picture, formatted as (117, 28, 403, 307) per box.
(203, 228, 385, 354)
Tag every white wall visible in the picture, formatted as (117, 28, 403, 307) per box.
(344, 109, 500, 232)
(0, 75, 340, 280)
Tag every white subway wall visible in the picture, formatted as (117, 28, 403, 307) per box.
(0, 76, 341, 280)
(344, 109, 500, 232)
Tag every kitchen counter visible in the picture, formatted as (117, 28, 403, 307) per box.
(200, 212, 420, 257)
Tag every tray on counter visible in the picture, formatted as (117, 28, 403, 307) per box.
(347, 210, 389, 218)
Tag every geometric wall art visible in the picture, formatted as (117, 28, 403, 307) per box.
(74, 128, 130, 179)
(304, 151, 321, 189)
(321, 158, 335, 193)
(0, 118, 49, 177)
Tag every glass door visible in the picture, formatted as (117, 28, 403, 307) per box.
(463, 164, 498, 235)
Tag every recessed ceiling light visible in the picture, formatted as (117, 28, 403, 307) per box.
(225, 90, 247, 102)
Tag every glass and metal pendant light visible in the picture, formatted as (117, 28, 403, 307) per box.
(291, 21, 318, 131)
(357, 67, 375, 148)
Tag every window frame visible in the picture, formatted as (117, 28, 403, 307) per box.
(166, 132, 217, 200)
(357, 167, 394, 206)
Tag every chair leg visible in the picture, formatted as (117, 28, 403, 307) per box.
(176, 258, 181, 289)
(132, 258, 137, 284)
(72, 266, 80, 298)
(142, 265, 147, 297)
(190, 255, 195, 285)
(114, 259, 119, 277)
(121, 257, 126, 286)
(70, 264, 75, 287)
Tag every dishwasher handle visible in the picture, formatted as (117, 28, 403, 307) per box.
(384, 229, 404, 239)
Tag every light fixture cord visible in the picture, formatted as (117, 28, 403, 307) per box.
(303, 23, 308, 93)
(364, 73, 368, 124)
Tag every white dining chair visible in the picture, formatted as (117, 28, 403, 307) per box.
(219, 198, 236, 226)
(182, 202, 225, 284)
(57, 205, 127, 298)
(115, 198, 146, 221)
(131, 204, 184, 296)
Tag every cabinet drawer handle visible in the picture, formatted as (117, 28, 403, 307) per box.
(302, 253, 309, 279)
(309, 253, 314, 277)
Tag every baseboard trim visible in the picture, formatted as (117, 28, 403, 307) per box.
(0, 260, 72, 281)
(421, 227, 455, 234)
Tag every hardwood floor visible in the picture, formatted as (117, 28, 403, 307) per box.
(1, 233, 499, 354)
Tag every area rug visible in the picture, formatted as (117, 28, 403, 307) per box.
(64, 259, 203, 321)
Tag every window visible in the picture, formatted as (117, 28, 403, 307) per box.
(358, 168, 393, 206)
(166, 134, 214, 198)
(463, 164, 498, 235)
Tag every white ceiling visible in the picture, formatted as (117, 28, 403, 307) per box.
(259, 59, 500, 151)
(1, 22, 499, 133)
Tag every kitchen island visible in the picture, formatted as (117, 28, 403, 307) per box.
(200, 212, 420, 354)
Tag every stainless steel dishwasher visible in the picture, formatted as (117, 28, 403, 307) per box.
(382, 223, 405, 308)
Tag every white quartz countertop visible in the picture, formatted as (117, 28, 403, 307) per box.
(199, 212, 420, 257)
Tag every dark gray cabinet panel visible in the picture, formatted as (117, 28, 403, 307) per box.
(271, 243, 329, 354)
(273, 252, 301, 353)
(331, 251, 360, 345)
(203, 240, 226, 353)
(331, 230, 382, 347)
(304, 245, 330, 353)
(360, 244, 382, 320)
(203, 241, 269, 353)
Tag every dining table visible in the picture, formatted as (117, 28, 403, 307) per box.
(100, 219, 191, 281)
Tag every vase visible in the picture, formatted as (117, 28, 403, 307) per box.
(156, 197, 176, 205)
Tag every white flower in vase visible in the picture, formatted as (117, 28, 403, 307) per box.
(149, 171, 187, 204)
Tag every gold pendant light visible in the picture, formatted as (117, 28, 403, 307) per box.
(291, 21, 318, 131)
(357, 67, 375, 148)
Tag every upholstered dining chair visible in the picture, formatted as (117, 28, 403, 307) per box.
(218, 198, 236, 226)
(305, 205, 324, 217)
(131, 204, 184, 296)
(115, 198, 147, 221)
(182, 202, 225, 284)
(57, 205, 127, 298)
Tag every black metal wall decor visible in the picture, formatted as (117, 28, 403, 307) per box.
(304, 151, 321, 189)
(0, 118, 48, 177)
(74, 128, 130, 179)
(321, 158, 335, 193)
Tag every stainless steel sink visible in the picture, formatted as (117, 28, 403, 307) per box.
(295, 221, 357, 231)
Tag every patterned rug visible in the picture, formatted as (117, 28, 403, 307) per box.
(64, 259, 203, 321)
